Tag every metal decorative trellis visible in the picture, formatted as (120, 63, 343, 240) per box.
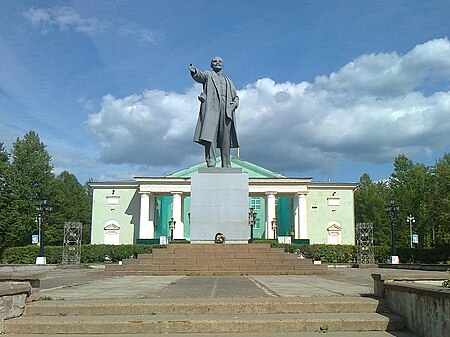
(355, 222, 374, 264)
(62, 222, 83, 265)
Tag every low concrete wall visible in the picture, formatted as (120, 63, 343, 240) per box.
(372, 273, 449, 337)
(0, 282, 32, 333)
(0, 271, 45, 300)
(378, 263, 449, 272)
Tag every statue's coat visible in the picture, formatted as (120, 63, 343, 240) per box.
(191, 70, 239, 148)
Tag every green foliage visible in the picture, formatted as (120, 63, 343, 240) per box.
(390, 154, 433, 248)
(356, 153, 450, 250)
(396, 245, 450, 264)
(3, 243, 447, 265)
(430, 154, 450, 246)
(0, 132, 92, 258)
(355, 174, 390, 246)
(286, 244, 357, 263)
(8, 131, 55, 247)
(2, 244, 165, 264)
(47, 171, 92, 245)
(0, 142, 12, 256)
(250, 239, 280, 247)
(285, 244, 402, 264)
(373, 246, 391, 263)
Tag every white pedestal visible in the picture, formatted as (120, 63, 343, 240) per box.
(190, 168, 249, 243)
(390, 255, 400, 264)
(35, 256, 47, 265)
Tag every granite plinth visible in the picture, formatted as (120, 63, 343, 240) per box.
(190, 168, 249, 243)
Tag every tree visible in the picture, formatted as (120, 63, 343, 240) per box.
(46, 171, 92, 245)
(429, 153, 450, 246)
(355, 173, 390, 246)
(9, 131, 55, 247)
(0, 142, 12, 256)
(390, 154, 433, 248)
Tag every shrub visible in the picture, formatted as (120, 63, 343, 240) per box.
(2, 244, 166, 264)
(396, 245, 450, 264)
(3, 243, 447, 265)
(286, 244, 357, 263)
(250, 239, 280, 247)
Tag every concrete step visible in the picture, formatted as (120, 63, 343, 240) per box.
(99, 269, 329, 276)
(105, 244, 326, 276)
(23, 297, 383, 316)
(5, 312, 406, 334)
(132, 253, 299, 262)
(122, 253, 306, 265)
(116, 263, 325, 271)
(164, 243, 278, 254)
(0, 333, 419, 337)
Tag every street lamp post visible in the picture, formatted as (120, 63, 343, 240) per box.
(406, 214, 415, 248)
(35, 199, 52, 265)
(248, 208, 257, 242)
(386, 199, 400, 264)
(168, 218, 176, 242)
(271, 218, 277, 240)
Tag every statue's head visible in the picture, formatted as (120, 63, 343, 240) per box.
(210, 56, 223, 73)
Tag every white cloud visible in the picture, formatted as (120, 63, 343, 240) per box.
(24, 7, 105, 35)
(87, 87, 201, 167)
(118, 26, 158, 44)
(24, 6, 158, 44)
(86, 39, 450, 175)
(77, 97, 95, 111)
(316, 38, 450, 98)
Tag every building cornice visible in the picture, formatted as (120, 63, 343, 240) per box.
(90, 177, 356, 195)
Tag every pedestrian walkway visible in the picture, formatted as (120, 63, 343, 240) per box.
(0, 332, 417, 337)
(38, 265, 445, 300)
(4, 265, 446, 337)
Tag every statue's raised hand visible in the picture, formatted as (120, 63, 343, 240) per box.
(189, 64, 196, 73)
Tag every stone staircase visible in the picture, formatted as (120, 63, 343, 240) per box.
(5, 297, 407, 335)
(103, 243, 328, 276)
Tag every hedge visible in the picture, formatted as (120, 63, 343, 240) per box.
(396, 245, 450, 264)
(2, 243, 448, 265)
(285, 244, 357, 263)
(1, 244, 165, 264)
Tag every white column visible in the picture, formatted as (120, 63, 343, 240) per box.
(148, 193, 155, 238)
(293, 195, 300, 239)
(139, 192, 155, 239)
(265, 192, 277, 239)
(171, 192, 184, 239)
(298, 192, 308, 239)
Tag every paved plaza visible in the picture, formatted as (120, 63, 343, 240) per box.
(37, 265, 445, 301)
(3, 264, 446, 337)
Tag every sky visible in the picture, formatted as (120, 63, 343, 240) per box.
(1, 0, 449, 184)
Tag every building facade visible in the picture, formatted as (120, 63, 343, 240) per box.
(90, 157, 356, 245)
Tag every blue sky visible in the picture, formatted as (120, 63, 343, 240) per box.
(1, 0, 449, 184)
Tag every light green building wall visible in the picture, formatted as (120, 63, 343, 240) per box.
(91, 183, 138, 244)
(89, 158, 356, 245)
(307, 186, 355, 244)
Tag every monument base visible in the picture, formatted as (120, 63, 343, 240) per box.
(390, 255, 400, 264)
(190, 168, 249, 243)
(35, 256, 47, 265)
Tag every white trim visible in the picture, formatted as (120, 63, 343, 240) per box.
(327, 221, 342, 244)
(104, 220, 120, 245)
(171, 192, 184, 239)
(265, 192, 277, 239)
